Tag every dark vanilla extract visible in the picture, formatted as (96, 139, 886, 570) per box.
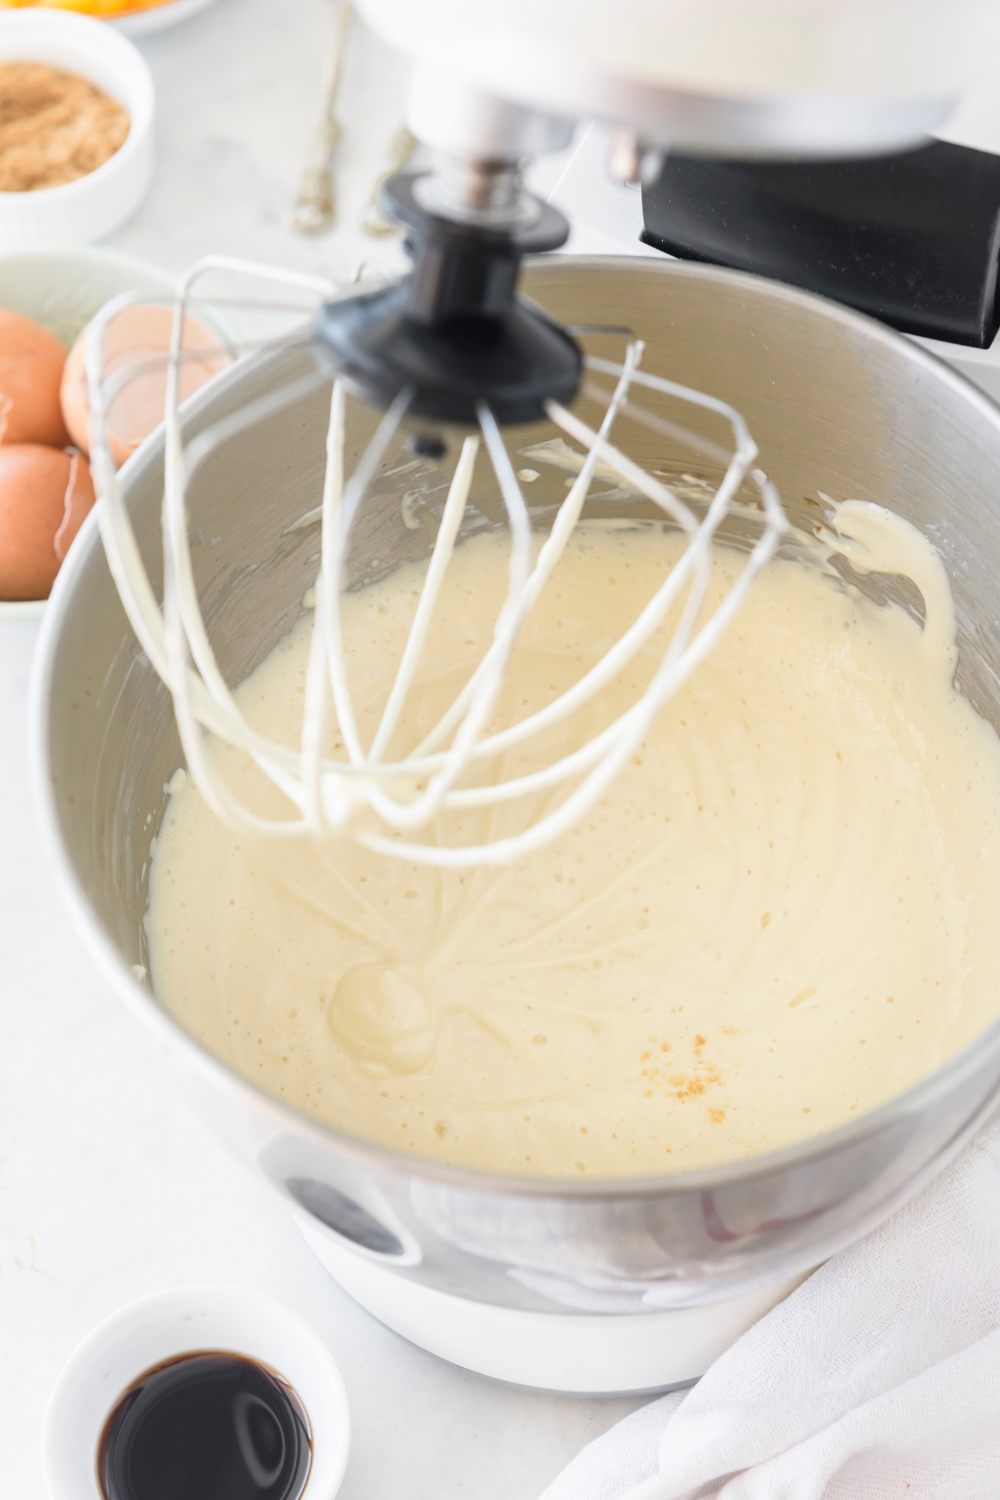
(97, 1351, 311, 1500)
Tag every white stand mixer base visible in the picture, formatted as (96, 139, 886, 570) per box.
(295, 1215, 807, 1394)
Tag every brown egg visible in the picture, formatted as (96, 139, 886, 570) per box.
(0, 307, 71, 449)
(61, 303, 232, 467)
(0, 444, 96, 601)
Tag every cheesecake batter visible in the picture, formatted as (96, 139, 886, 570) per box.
(146, 504, 1000, 1178)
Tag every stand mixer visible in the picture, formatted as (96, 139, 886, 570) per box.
(83, 0, 1000, 868)
(32, 0, 1000, 1393)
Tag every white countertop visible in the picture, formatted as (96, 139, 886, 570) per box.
(0, 2, 644, 1495)
(6, 6, 1000, 1496)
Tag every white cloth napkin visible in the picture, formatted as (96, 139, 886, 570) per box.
(540, 1116, 1000, 1500)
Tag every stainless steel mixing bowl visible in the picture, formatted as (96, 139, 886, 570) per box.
(32, 258, 1000, 1322)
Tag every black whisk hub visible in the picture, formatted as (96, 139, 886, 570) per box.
(313, 172, 582, 427)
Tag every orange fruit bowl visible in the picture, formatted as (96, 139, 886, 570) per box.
(0, 2, 174, 15)
(0, 0, 222, 27)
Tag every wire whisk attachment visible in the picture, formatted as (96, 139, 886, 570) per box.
(85, 255, 786, 869)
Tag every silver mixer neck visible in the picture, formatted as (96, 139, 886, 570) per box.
(412, 155, 541, 231)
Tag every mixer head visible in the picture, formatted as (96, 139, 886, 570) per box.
(354, 0, 1000, 162)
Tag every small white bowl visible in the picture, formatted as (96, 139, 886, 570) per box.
(0, 11, 154, 247)
(0, 244, 175, 622)
(42, 1284, 352, 1500)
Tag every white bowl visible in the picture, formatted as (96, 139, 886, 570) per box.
(0, 244, 173, 347)
(0, 245, 174, 622)
(41, 1284, 352, 1500)
(0, 11, 154, 247)
(114, 0, 223, 36)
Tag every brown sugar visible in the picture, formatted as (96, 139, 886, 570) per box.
(0, 61, 130, 192)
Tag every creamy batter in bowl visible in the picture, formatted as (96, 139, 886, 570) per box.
(146, 507, 1000, 1180)
(32, 259, 1000, 1319)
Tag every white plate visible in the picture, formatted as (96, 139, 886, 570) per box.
(111, 0, 221, 36)
(0, 245, 175, 621)
(0, 596, 46, 621)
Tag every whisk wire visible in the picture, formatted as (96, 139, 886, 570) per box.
(408, 342, 644, 760)
(324, 385, 413, 776)
(367, 432, 480, 765)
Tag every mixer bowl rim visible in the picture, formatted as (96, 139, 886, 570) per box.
(30, 253, 1000, 1203)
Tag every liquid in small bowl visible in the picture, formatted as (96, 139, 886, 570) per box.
(98, 1350, 312, 1500)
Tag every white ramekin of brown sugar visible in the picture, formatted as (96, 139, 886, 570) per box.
(0, 9, 154, 248)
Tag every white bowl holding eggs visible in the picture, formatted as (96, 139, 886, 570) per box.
(0, 10, 155, 248)
(0, 246, 173, 622)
